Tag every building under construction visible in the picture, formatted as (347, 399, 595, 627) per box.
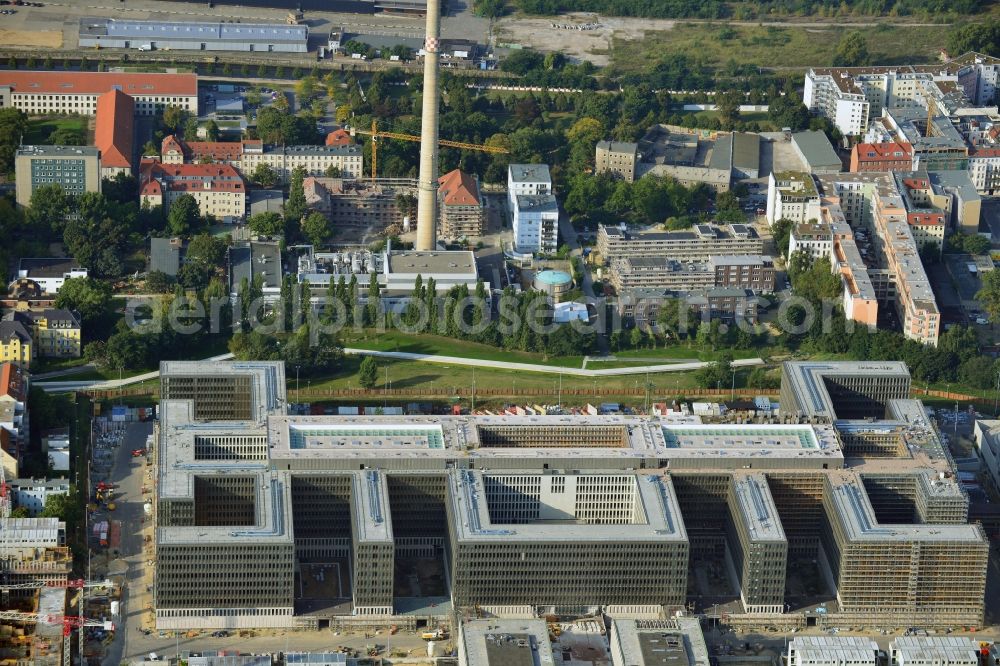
(153, 360, 988, 631)
(302, 177, 417, 232)
(0, 518, 71, 589)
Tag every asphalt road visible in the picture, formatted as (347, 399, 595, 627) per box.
(102, 421, 155, 666)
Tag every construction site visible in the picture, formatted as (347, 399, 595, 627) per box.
(149, 359, 989, 634)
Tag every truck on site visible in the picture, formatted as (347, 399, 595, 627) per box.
(421, 629, 448, 640)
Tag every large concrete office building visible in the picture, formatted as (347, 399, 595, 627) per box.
(79, 18, 309, 52)
(154, 360, 988, 631)
(14, 145, 101, 207)
(779, 361, 912, 420)
(447, 470, 688, 608)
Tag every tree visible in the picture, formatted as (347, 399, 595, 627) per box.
(771, 218, 794, 258)
(177, 261, 212, 290)
(145, 270, 175, 293)
(715, 89, 742, 130)
(0, 107, 28, 175)
(203, 119, 219, 141)
(284, 166, 308, 225)
(301, 211, 331, 246)
(54, 277, 112, 322)
(948, 19, 1000, 58)
(473, 0, 505, 17)
(39, 486, 82, 526)
(48, 126, 85, 146)
(249, 211, 285, 237)
(162, 105, 189, 132)
(250, 162, 279, 188)
(947, 231, 991, 255)
(788, 252, 841, 302)
(102, 172, 138, 205)
(833, 31, 870, 67)
(696, 352, 734, 389)
(656, 298, 695, 340)
(366, 270, 381, 326)
(167, 194, 202, 236)
(977, 269, 1000, 324)
(185, 233, 226, 268)
(714, 190, 744, 223)
(358, 355, 379, 389)
(10, 506, 30, 518)
(62, 192, 132, 278)
(183, 117, 200, 140)
(324, 164, 343, 178)
(26, 183, 72, 236)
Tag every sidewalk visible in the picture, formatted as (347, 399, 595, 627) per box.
(343, 348, 765, 377)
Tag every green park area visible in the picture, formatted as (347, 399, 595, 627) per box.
(24, 115, 89, 146)
(608, 23, 945, 76)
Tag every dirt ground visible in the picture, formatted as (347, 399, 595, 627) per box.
(0, 29, 62, 49)
(394, 557, 447, 597)
(494, 12, 675, 66)
(299, 561, 349, 599)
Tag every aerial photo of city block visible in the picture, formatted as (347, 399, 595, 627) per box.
(1, 0, 1000, 664)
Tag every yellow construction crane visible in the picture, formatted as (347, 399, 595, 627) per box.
(349, 119, 508, 180)
(926, 95, 937, 138)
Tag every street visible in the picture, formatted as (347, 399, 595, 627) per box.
(98, 420, 154, 666)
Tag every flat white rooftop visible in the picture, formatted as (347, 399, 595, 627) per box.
(788, 636, 878, 663)
(449, 470, 687, 543)
(828, 474, 984, 542)
(612, 618, 710, 666)
(890, 636, 980, 663)
(731, 473, 786, 543)
(660, 423, 844, 465)
(461, 619, 555, 666)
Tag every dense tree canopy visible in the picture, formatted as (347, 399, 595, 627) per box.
(54, 277, 113, 323)
(0, 107, 27, 176)
(948, 19, 1000, 57)
(166, 194, 203, 237)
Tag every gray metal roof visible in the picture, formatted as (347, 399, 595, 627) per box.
(150, 238, 180, 277)
(17, 145, 99, 158)
(17, 257, 83, 278)
(80, 18, 307, 45)
(597, 140, 638, 155)
(928, 169, 979, 203)
(792, 130, 842, 170)
(515, 194, 558, 213)
(709, 134, 733, 172)
(509, 164, 551, 184)
(732, 132, 760, 171)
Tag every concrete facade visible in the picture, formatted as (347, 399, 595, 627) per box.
(14, 145, 100, 207)
(152, 360, 989, 630)
(595, 140, 638, 182)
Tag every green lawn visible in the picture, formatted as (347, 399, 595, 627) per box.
(24, 115, 89, 145)
(30, 356, 91, 375)
(608, 23, 946, 75)
(612, 345, 764, 362)
(302, 355, 706, 401)
(672, 109, 775, 130)
(341, 329, 587, 368)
